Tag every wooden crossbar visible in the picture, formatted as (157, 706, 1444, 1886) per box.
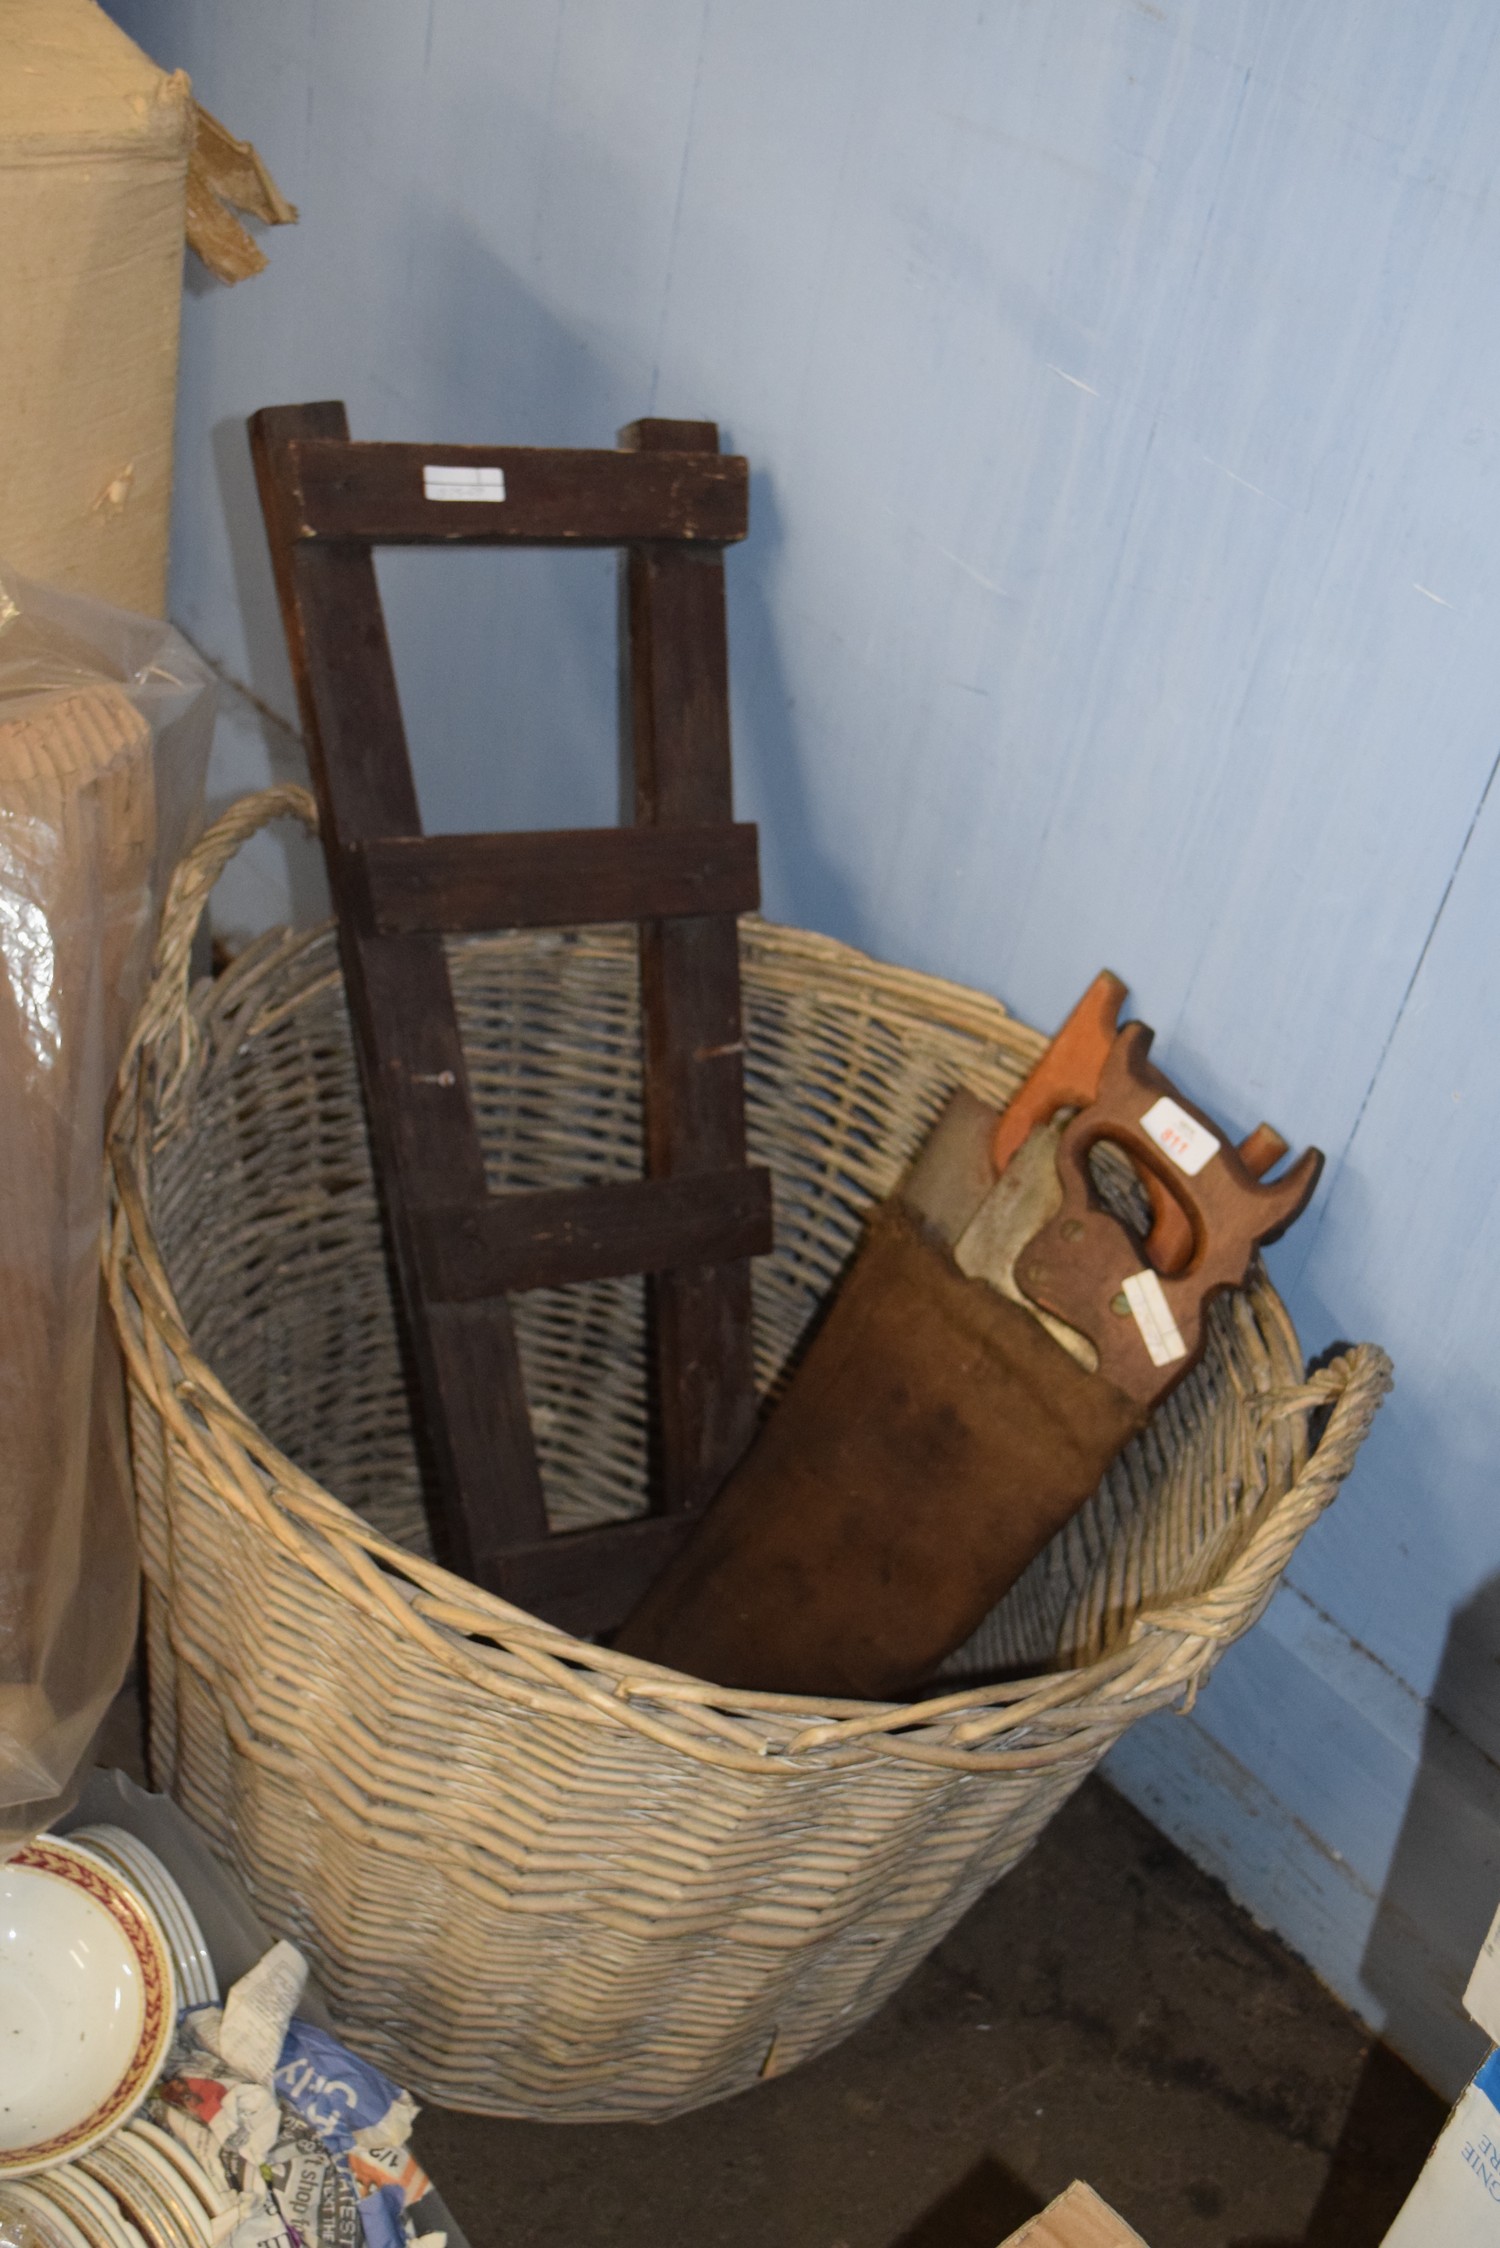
(411, 1168, 774, 1301)
(282, 439, 748, 545)
(350, 822, 759, 935)
(250, 402, 771, 1628)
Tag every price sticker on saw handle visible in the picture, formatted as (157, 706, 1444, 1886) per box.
(1122, 1268, 1188, 1368)
(1141, 1094, 1219, 1177)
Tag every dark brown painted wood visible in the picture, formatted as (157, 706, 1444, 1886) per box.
(250, 401, 770, 1631)
(622, 419, 761, 1516)
(352, 822, 759, 935)
(250, 402, 548, 1588)
(285, 439, 749, 547)
(493, 1514, 697, 1638)
(413, 1167, 773, 1301)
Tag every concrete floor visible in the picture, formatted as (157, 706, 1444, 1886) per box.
(411, 1777, 1445, 2248)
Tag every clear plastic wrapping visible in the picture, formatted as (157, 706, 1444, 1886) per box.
(0, 568, 211, 1846)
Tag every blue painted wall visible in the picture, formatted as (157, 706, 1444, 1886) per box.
(108, 0, 1500, 2091)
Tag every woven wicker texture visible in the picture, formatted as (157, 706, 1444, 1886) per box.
(107, 789, 1392, 2120)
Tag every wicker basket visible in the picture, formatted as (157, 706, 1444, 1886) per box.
(106, 788, 1390, 2121)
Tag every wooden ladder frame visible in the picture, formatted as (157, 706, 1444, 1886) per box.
(250, 403, 772, 1635)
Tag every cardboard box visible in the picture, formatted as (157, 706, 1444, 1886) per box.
(1383, 2050, 1500, 2243)
(1380, 1897, 1500, 2240)
(0, 0, 191, 613)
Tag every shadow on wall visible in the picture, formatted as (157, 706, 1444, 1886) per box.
(198, 675, 330, 944)
(728, 467, 874, 955)
(194, 203, 861, 953)
(1360, 1573, 1500, 2088)
(203, 211, 627, 935)
(1285, 1278, 1500, 2098)
(1232, 1574, 1500, 2243)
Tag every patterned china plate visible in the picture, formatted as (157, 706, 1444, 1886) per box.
(70, 1833, 217, 2012)
(0, 2179, 95, 2248)
(122, 2126, 226, 2225)
(76, 2145, 195, 2248)
(108, 2135, 210, 2248)
(0, 1840, 175, 2177)
(25, 2161, 140, 2248)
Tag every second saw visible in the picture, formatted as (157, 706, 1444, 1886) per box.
(615, 973, 1322, 1699)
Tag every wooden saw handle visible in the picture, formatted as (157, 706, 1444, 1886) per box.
(990, 973, 1293, 1277)
(1014, 1023, 1323, 1405)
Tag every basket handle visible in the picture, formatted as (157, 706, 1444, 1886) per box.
(1129, 1336, 1393, 1659)
(119, 784, 319, 1096)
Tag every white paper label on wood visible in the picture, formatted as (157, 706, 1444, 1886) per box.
(1141, 1093, 1219, 1176)
(1123, 1267, 1188, 1368)
(423, 464, 506, 502)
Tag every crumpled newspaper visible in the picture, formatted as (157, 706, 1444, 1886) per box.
(148, 1941, 440, 2248)
(275, 2020, 427, 2248)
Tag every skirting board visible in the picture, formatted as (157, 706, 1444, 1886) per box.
(1104, 1580, 1500, 2099)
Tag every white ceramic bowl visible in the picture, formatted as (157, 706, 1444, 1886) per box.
(0, 1839, 175, 2177)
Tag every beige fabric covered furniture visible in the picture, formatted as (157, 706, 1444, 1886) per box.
(0, 0, 191, 614)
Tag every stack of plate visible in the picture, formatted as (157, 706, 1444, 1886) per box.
(0, 2117, 232, 2248)
(1, 1837, 176, 2187)
(70, 1828, 218, 2013)
(0, 1826, 229, 2236)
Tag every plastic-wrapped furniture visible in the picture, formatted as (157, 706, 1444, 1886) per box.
(0, 573, 210, 1843)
